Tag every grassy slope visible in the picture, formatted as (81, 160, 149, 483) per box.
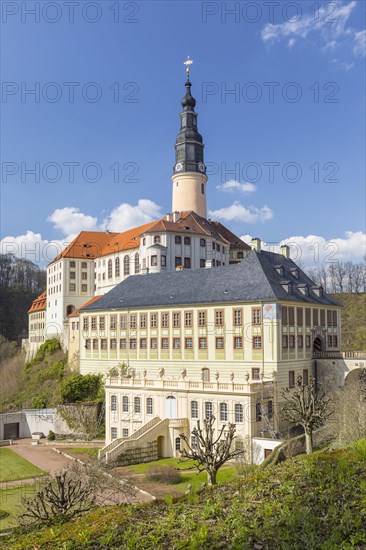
(0, 449, 45, 482)
(6, 440, 366, 549)
(332, 292, 366, 351)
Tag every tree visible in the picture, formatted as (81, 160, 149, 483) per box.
(179, 416, 242, 486)
(281, 375, 333, 454)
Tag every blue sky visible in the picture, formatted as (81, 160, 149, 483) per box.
(1, 0, 365, 267)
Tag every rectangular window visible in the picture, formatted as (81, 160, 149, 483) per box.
(313, 309, 319, 326)
(252, 308, 261, 325)
(146, 397, 153, 415)
(289, 370, 295, 388)
(282, 306, 288, 326)
(235, 404, 243, 423)
(288, 307, 295, 326)
(110, 338, 117, 350)
(140, 313, 147, 329)
(111, 395, 117, 411)
(252, 368, 260, 380)
(161, 337, 169, 349)
(101, 339, 107, 350)
(253, 336, 262, 349)
(200, 238, 206, 247)
(175, 236, 182, 245)
(134, 397, 141, 413)
(200, 259, 206, 268)
(327, 335, 333, 348)
(81, 271, 87, 280)
(122, 396, 128, 412)
(297, 308, 303, 326)
(150, 338, 157, 349)
(198, 337, 207, 350)
(289, 335, 295, 349)
(99, 316, 105, 330)
(306, 335, 311, 348)
(81, 262, 87, 269)
(70, 271, 76, 279)
(173, 312, 180, 328)
(150, 313, 158, 328)
(70, 283, 76, 291)
(161, 313, 169, 328)
(216, 336, 224, 349)
(129, 338, 137, 349)
(233, 309, 242, 326)
(91, 317, 97, 330)
(205, 402, 213, 419)
(85, 339, 91, 350)
(327, 310, 332, 326)
(175, 256, 182, 267)
(282, 335, 288, 348)
(130, 314, 137, 329)
(173, 337, 181, 349)
(184, 236, 191, 245)
(268, 400, 273, 419)
(185, 311, 192, 327)
(110, 315, 117, 330)
(303, 369, 309, 385)
(220, 403, 228, 422)
(233, 336, 243, 349)
(83, 318, 89, 331)
(120, 338, 126, 349)
(184, 257, 191, 269)
(70, 261, 75, 268)
(151, 255, 158, 266)
(122, 428, 129, 438)
(92, 339, 98, 350)
(256, 403, 262, 422)
(120, 314, 127, 329)
(320, 309, 326, 327)
(298, 335, 303, 348)
(140, 338, 147, 349)
(191, 401, 198, 418)
(81, 284, 87, 292)
(111, 427, 117, 440)
(305, 308, 311, 326)
(332, 311, 338, 327)
(198, 310, 206, 326)
(161, 255, 166, 267)
(215, 309, 224, 326)
(185, 337, 193, 349)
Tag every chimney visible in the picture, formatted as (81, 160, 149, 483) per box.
(280, 245, 290, 258)
(251, 238, 261, 252)
(173, 211, 180, 223)
(166, 213, 172, 222)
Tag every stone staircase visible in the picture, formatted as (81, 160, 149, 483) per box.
(99, 416, 170, 464)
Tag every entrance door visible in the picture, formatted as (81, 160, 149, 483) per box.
(165, 396, 176, 419)
(4, 423, 19, 439)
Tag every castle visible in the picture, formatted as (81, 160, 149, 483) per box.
(24, 66, 344, 463)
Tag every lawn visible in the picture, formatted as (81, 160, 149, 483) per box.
(65, 447, 100, 460)
(0, 484, 38, 530)
(0, 448, 45, 482)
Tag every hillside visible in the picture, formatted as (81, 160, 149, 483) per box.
(332, 292, 366, 351)
(5, 439, 366, 549)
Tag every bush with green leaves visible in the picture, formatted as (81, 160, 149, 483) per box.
(60, 374, 104, 404)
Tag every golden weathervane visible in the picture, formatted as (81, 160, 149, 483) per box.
(183, 56, 193, 78)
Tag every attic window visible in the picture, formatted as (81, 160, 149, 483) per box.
(298, 284, 309, 295)
(290, 267, 299, 278)
(274, 265, 284, 276)
(281, 281, 293, 294)
(312, 286, 323, 297)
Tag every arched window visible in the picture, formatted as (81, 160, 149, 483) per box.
(235, 404, 243, 423)
(146, 397, 153, 415)
(205, 402, 213, 419)
(191, 400, 198, 418)
(202, 368, 210, 382)
(122, 396, 129, 413)
(134, 396, 141, 413)
(220, 402, 228, 422)
(66, 305, 75, 316)
(123, 256, 130, 276)
(115, 257, 120, 277)
(175, 437, 181, 451)
(111, 395, 117, 411)
(134, 253, 140, 274)
(108, 259, 112, 279)
(154, 236, 161, 244)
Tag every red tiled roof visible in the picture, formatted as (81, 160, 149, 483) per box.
(28, 290, 47, 313)
(50, 231, 119, 264)
(100, 221, 158, 256)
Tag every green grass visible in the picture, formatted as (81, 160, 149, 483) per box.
(0, 484, 38, 529)
(5, 439, 366, 549)
(67, 447, 100, 459)
(0, 449, 45, 482)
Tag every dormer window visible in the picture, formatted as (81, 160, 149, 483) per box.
(298, 284, 309, 295)
(281, 281, 293, 293)
(312, 286, 323, 297)
(290, 267, 299, 278)
(274, 265, 284, 276)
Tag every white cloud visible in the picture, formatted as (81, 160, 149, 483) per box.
(47, 207, 98, 236)
(101, 199, 162, 232)
(261, 1, 365, 64)
(240, 231, 366, 267)
(216, 180, 257, 193)
(209, 202, 273, 223)
(0, 231, 69, 266)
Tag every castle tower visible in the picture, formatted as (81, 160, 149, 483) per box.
(171, 59, 207, 218)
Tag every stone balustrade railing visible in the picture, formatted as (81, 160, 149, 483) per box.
(313, 351, 366, 360)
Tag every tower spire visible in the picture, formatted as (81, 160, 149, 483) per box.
(171, 58, 208, 218)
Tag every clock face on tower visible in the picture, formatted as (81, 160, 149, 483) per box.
(175, 163, 183, 172)
(198, 162, 205, 173)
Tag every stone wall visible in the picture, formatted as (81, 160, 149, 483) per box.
(316, 357, 366, 392)
(114, 441, 158, 467)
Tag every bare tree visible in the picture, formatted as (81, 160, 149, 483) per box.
(179, 416, 243, 486)
(334, 262, 346, 293)
(281, 375, 333, 454)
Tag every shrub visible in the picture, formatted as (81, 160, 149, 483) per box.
(33, 339, 61, 364)
(47, 431, 55, 441)
(145, 465, 182, 485)
(32, 395, 49, 409)
(60, 374, 103, 404)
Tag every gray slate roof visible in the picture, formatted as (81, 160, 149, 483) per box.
(82, 250, 341, 312)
